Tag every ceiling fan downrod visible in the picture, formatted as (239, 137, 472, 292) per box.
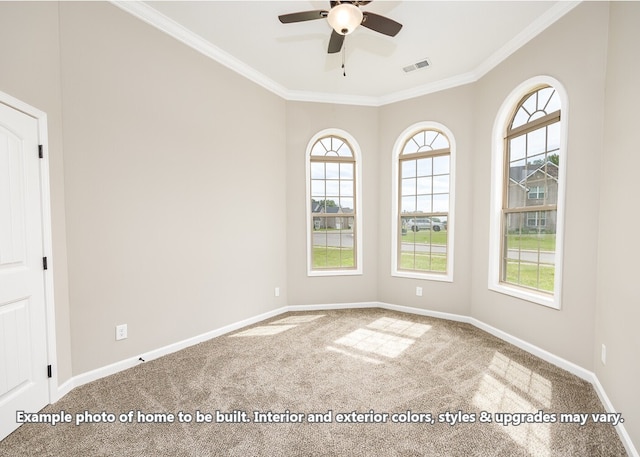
(342, 41, 347, 77)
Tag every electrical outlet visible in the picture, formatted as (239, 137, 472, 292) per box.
(601, 344, 606, 365)
(116, 324, 128, 341)
(416, 287, 423, 297)
(275, 287, 280, 297)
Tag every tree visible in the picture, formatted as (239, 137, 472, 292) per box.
(311, 199, 337, 208)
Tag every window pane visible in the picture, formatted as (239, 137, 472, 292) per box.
(417, 157, 432, 176)
(547, 122, 560, 152)
(433, 175, 449, 194)
(507, 180, 524, 209)
(420, 130, 435, 145)
(432, 133, 450, 150)
(512, 107, 529, 129)
(326, 180, 339, 197)
(326, 162, 339, 179)
(340, 180, 353, 197)
(433, 155, 449, 175)
(403, 139, 420, 155)
(433, 194, 449, 212)
(510, 135, 526, 162)
(509, 158, 526, 182)
(311, 180, 325, 196)
(402, 178, 416, 197)
(522, 93, 536, 116)
(311, 162, 324, 179)
(537, 87, 555, 111)
(336, 141, 352, 157)
(311, 142, 327, 156)
(320, 138, 332, 152)
(527, 127, 546, 156)
(402, 196, 416, 213)
(416, 177, 432, 195)
(545, 90, 560, 113)
(416, 195, 432, 213)
(340, 198, 354, 212)
(340, 163, 353, 179)
(402, 160, 416, 178)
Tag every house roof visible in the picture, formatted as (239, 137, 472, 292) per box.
(509, 160, 559, 184)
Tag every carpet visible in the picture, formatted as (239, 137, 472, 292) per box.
(0, 308, 627, 456)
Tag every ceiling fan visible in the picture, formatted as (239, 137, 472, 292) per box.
(278, 1, 403, 54)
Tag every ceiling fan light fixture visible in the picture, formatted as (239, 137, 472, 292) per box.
(327, 3, 363, 35)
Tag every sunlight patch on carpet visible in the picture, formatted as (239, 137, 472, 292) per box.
(488, 352, 552, 407)
(472, 352, 553, 457)
(367, 317, 431, 338)
(326, 345, 383, 364)
(333, 328, 414, 358)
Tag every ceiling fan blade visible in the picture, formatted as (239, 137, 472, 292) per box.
(361, 11, 403, 37)
(278, 10, 327, 24)
(328, 30, 345, 54)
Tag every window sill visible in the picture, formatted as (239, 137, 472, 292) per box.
(308, 269, 363, 277)
(488, 282, 560, 310)
(392, 270, 453, 282)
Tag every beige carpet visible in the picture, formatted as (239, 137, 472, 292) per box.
(0, 308, 627, 456)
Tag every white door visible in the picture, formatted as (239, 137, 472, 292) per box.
(0, 101, 49, 441)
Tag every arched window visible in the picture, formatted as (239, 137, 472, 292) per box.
(489, 77, 567, 308)
(392, 123, 455, 281)
(306, 130, 362, 276)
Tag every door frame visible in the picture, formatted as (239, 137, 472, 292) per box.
(0, 90, 58, 404)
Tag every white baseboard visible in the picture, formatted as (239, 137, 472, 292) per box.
(590, 374, 639, 457)
(55, 300, 637, 456)
(56, 306, 290, 398)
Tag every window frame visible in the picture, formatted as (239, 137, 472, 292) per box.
(305, 129, 363, 276)
(391, 122, 456, 282)
(488, 76, 568, 309)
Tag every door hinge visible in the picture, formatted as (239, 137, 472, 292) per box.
(43, 257, 48, 270)
(38, 145, 43, 159)
(47, 365, 52, 378)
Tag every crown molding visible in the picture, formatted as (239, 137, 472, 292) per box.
(111, 0, 581, 107)
(110, 1, 290, 99)
(472, 1, 581, 82)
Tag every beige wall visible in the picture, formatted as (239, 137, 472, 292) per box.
(468, 2, 609, 370)
(0, 2, 73, 384)
(596, 1, 640, 448)
(58, 2, 287, 374)
(285, 101, 379, 305)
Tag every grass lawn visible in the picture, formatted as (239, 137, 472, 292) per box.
(313, 246, 354, 269)
(505, 262, 554, 292)
(506, 233, 556, 252)
(400, 252, 447, 272)
(402, 230, 447, 245)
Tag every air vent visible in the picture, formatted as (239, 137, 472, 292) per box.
(403, 58, 431, 73)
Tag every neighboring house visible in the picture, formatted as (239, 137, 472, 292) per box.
(311, 201, 353, 230)
(507, 161, 559, 232)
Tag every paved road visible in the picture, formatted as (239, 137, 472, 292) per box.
(313, 232, 354, 248)
(314, 233, 554, 264)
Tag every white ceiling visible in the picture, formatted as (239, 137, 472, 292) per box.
(114, 1, 579, 106)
